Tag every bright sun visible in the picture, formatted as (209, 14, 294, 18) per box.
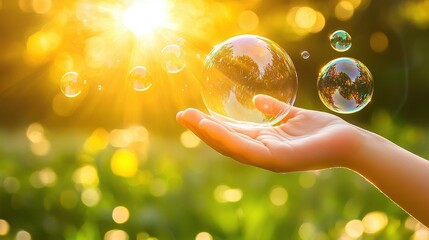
(123, 0, 170, 36)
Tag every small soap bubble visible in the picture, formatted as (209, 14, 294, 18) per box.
(176, 37, 185, 46)
(129, 66, 152, 91)
(301, 51, 310, 59)
(317, 57, 374, 114)
(97, 85, 102, 91)
(161, 44, 186, 74)
(330, 30, 352, 52)
(60, 72, 82, 98)
(201, 34, 298, 127)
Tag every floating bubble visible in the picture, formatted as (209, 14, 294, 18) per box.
(301, 51, 310, 59)
(161, 44, 186, 73)
(60, 72, 82, 98)
(317, 57, 373, 114)
(176, 37, 185, 46)
(129, 66, 152, 91)
(201, 34, 298, 127)
(97, 85, 102, 91)
(330, 30, 352, 52)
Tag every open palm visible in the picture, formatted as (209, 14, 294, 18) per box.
(176, 95, 361, 172)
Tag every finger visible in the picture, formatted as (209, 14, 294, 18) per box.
(198, 118, 271, 166)
(177, 109, 235, 156)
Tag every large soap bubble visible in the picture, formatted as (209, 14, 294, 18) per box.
(201, 34, 298, 127)
(317, 57, 374, 114)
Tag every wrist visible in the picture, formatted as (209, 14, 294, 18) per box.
(344, 126, 385, 172)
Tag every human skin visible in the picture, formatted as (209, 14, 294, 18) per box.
(176, 94, 429, 226)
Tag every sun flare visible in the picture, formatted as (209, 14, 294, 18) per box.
(123, 0, 170, 36)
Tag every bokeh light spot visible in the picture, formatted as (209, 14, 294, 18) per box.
(149, 178, 168, 197)
(112, 206, 130, 224)
(0, 219, 10, 236)
(335, 1, 355, 21)
(362, 211, 388, 234)
(195, 232, 213, 240)
(111, 149, 139, 178)
(299, 222, 316, 240)
(214, 185, 242, 203)
(370, 32, 389, 53)
(345, 219, 364, 238)
(81, 188, 101, 207)
(32, 0, 52, 14)
(16, 230, 31, 240)
(180, 130, 201, 148)
(83, 128, 110, 155)
(29, 168, 57, 188)
(295, 7, 317, 29)
(3, 177, 20, 193)
(26, 123, 44, 143)
(238, 10, 259, 31)
(299, 172, 316, 188)
(269, 186, 288, 206)
(104, 229, 129, 240)
(73, 165, 99, 188)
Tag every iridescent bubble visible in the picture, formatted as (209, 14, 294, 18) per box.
(201, 34, 298, 127)
(301, 51, 310, 59)
(176, 37, 185, 46)
(317, 57, 374, 114)
(129, 66, 152, 91)
(161, 44, 186, 74)
(60, 72, 82, 98)
(330, 30, 352, 52)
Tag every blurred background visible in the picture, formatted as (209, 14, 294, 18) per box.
(1, 0, 429, 239)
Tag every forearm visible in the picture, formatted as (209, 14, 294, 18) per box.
(348, 128, 429, 226)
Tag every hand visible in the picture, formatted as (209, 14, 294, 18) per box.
(176, 95, 362, 172)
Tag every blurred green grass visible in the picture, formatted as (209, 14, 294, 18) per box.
(0, 111, 427, 240)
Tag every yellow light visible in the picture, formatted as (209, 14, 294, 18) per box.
(81, 188, 101, 207)
(149, 178, 168, 197)
(299, 172, 316, 188)
(16, 231, 31, 240)
(362, 211, 388, 234)
(195, 232, 213, 240)
(345, 219, 364, 238)
(238, 10, 259, 31)
(370, 32, 389, 53)
(180, 130, 201, 148)
(213, 185, 242, 203)
(104, 230, 129, 240)
(335, 1, 355, 21)
(32, 0, 52, 14)
(269, 186, 288, 206)
(0, 219, 10, 236)
(83, 128, 110, 155)
(72, 165, 99, 187)
(112, 206, 130, 224)
(295, 7, 317, 29)
(413, 228, 429, 240)
(111, 149, 139, 178)
(123, 0, 170, 36)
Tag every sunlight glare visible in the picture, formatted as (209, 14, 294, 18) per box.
(123, 0, 170, 36)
